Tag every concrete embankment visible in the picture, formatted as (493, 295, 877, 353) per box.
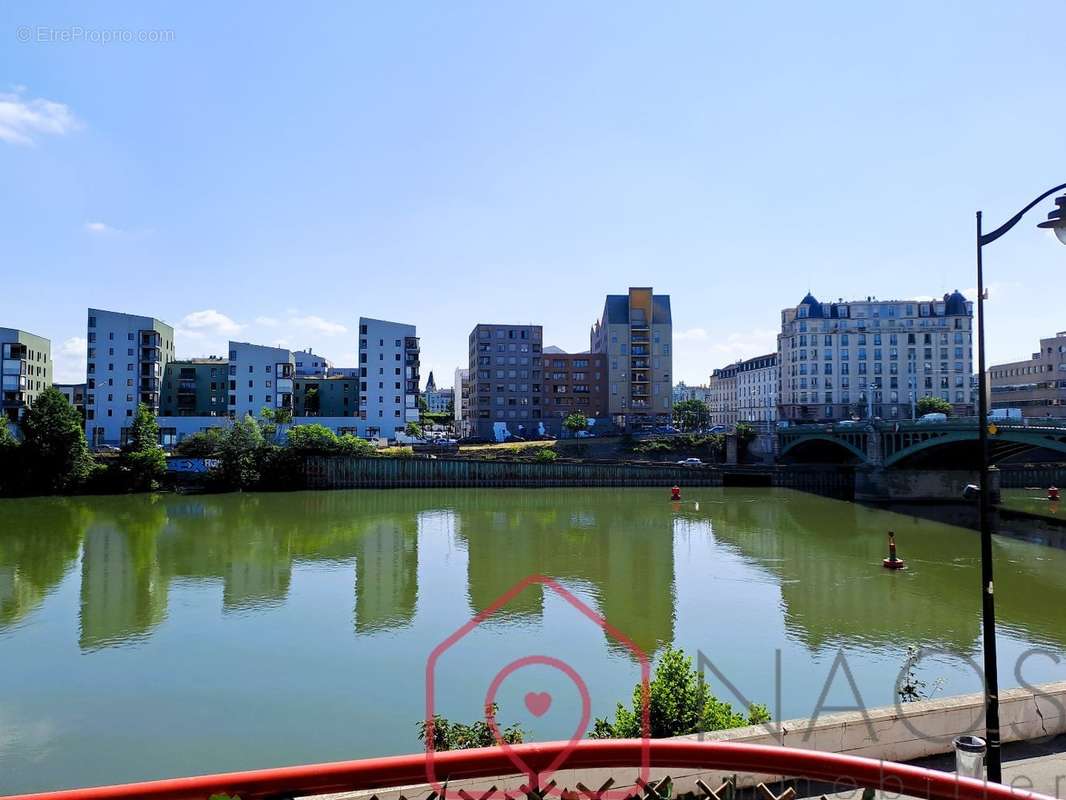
(329, 682, 1066, 800)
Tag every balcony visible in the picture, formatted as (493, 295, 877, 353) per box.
(140, 347, 161, 363)
(404, 337, 420, 352)
(178, 380, 197, 393)
(631, 346, 650, 356)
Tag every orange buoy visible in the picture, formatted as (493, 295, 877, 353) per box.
(882, 530, 906, 570)
(671, 485, 681, 501)
(1049, 486, 1060, 502)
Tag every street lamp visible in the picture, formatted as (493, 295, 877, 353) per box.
(974, 182, 1066, 783)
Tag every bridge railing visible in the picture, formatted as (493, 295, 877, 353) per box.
(781, 417, 1066, 434)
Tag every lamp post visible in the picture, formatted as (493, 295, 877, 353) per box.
(974, 183, 1066, 783)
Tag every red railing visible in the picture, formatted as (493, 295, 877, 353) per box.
(1, 739, 1051, 800)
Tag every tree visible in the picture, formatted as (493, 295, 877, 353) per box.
(405, 420, 423, 438)
(563, 412, 588, 434)
(20, 387, 94, 494)
(337, 433, 377, 457)
(286, 423, 340, 452)
(120, 404, 167, 491)
(590, 645, 769, 739)
(217, 414, 265, 489)
(917, 395, 952, 416)
(673, 399, 710, 432)
(259, 406, 294, 441)
(0, 422, 21, 495)
(174, 428, 225, 456)
(417, 704, 525, 751)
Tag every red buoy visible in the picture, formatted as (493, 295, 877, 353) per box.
(671, 485, 681, 501)
(882, 530, 906, 570)
(1049, 486, 1060, 502)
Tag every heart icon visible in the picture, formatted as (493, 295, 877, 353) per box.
(524, 691, 552, 717)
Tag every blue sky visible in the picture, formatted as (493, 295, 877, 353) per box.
(3, 1, 1064, 386)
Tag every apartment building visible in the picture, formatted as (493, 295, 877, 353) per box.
(590, 287, 672, 429)
(160, 357, 229, 417)
(466, 323, 544, 440)
(736, 353, 779, 425)
(778, 291, 975, 422)
(54, 383, 87, 419)
(292, 375, 360, 417)
(227, 341, 295, 420)
(293, 349, 333, 377)
(988, 331, 1066, 419)
(358, 318, 420, 440)
(86, 309, 175, 446)
(454, 367, 470, 436)
(672, 382, 712, 404)
(707, 363, 739, 428)
(541, 352, 608, 433)
(1, 328, 51, 422)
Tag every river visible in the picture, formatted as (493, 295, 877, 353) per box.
(1, 487, 1064, 793)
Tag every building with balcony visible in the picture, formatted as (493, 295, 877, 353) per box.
(590, 287, 672, 429)
(707, 363, 739, 428)
(358, 318, 419, 440)
(293, 349, 333, 377)
(227, 341, 295, 420)
(778, 291, 975, 423)
(292, 375, 360, 417)
(988, 331, 1066, 419)
(160, 358, 229, 417)
(454, 367, 470, 436)
(86, 309, 174, 446)
(466, 324, 544, 440)
(542, 351, 608, 434)
(1, 328, 51, 423)
(54, 382, 87, 420)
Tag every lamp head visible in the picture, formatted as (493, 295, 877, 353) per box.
(1037, 194, 1066, 245)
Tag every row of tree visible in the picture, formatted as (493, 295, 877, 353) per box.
(673, 394, 954, 431)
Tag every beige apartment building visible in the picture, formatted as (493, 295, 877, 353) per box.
(706, 352, 778, 428)
(988, 331, 1066, 419)
(779, 291, 975, 423)
(707, 363, 738, 427)
(590, 287, 672, 429)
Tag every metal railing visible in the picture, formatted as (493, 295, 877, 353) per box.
(1, 739, 1050, 800)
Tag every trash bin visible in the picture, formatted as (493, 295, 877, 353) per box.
(953, 735, 986, 779)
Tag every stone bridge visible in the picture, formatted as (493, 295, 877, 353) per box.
(777, 418, 1066, 468)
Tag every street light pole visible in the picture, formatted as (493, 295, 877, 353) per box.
(973, 182, 1066, 783)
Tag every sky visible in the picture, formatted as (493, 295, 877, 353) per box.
(2, 1, 1064, 387)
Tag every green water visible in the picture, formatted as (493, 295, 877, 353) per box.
(2, 488, 1065, 794)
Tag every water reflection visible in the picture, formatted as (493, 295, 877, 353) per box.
(2, 489, 1066, 658)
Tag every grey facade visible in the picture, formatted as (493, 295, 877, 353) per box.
(988, 331, 1066, 418)
(160, 358, 229, 417)
(466, 323, 544, 440)
(1, 328, 51, 422)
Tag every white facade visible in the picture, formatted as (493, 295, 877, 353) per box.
(227, 341, 295, 420)
(736, 353, 779, 424)
(86, 309, 174, 446)
(358, 317, 420, 440)
(454, 367, 470, 435)
(425, 387, 453, 413)
(672, 382, 712, 404)
(293, 349, 333, 377)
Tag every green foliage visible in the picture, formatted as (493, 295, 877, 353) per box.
(591, 645, 770, 739)
(304, 386, 320, 415)
(174, 428, 225, 457)
(216, 414, 265, 490)
(119, 404, 167, 491)
(534, 447, 558, 462)
(19, 387, 94, 494)
(422, 411, 452, 427)
(258, 406, 293, 442)
(417, 705, 525, 751)
(563, 412, 588, 433)
(917, 395, 952, 416)
(0, 423, 21, 495)
(337, 433, 377, 456)
(405, 420, 423, 438)
(734, 422, 755, 443)
(897, 645, 944, 703)
(673, 399, 710, 432)
(631, 434, 724, 458)
(286, 423, 341, 452)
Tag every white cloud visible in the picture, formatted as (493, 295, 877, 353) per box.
(286, 315, 347, 336)
(53, 336, 87, 384)
(179, 309, 243, 336)
(674, 327, 709, 342)
(0, 89, 80, 146)
(711, 327, 779, 359)
(84, 221, 117, 235)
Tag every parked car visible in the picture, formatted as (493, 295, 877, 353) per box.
(94, 444, 120, 454)
(918, 412, 947, 424)
(836, 419, 859, 427)
(677, 457, 704, 466)
(574, 430, 595, 438)
(707, 425, 727, 434)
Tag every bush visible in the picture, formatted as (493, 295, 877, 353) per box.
(174, 429, 225, 457)
(917, 395, 952, 416)
(534, 447, 558, 462)
(0, 423, 21, 495)
(417, 705, 525, 751)
(591, 645, 769, 739)
(286, 423, 341, 452)
(337, 433, 377, 456)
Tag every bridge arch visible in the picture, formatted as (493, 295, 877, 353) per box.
(779, 433, 868, 464)
(881, 428, 1066, 468)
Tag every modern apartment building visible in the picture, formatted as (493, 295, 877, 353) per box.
(54, 383, 87, 419)
(590, 287, 672, 429)
(358, 318, 420, 440)
(736, 353, 779, 425)
(541, 352, 608, 433)
(466, 323, 544, 440)
(160, 357, 229, 417)
(454, 367, 470, 436)
(778, 292, 975, 423)
(292, 375, 360, 417)
(988, 331, 1066, 419)
(227, 341, 295, 420)
(293, 349, 333, 377)
(86, 309, 175, 446)
(0, 328, 51, 422)
(707, 363, 739, 428)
